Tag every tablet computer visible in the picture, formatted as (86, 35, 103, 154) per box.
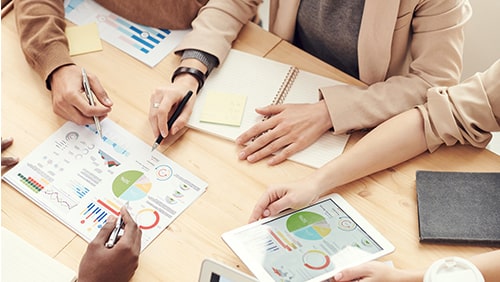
(222, 194, 395, 282)
(198, 258, 258, 282)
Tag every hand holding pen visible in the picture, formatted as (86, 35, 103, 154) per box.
(151, 90, 194, 151)
(105, 201, 130, 248)
(47, 65, 113, 126)
(78, 206, 142, 282)
(105, 212, 124, 248)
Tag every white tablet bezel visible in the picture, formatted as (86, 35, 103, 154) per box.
(222, 193, 395, 282)
(198, 258, 258, 282)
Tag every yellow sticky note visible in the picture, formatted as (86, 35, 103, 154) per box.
(200, 92, 247, 126)
(66, 22, 102, 56)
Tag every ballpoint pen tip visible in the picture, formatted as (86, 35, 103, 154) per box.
(151, 143, 158, 152)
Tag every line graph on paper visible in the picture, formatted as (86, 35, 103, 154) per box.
(64, 0, 190, 66)
(41, 180, 92, 212)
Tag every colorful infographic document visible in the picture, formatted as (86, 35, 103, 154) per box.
(2, 119, 207, 251)
(64, 0, 189, 67)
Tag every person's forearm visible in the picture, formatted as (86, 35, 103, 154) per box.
(468, 250, 500, 281)
(311, 108, 428, 194)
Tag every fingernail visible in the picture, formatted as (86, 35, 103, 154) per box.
(267, 157, 275, 165)
(263, 209, 270, 217)
(160, 130, 166, 137)
(238, 151, 245, 159)
(105, 97, 112, 104)
(247, 154, 255, 162)
(334, 273, 342, 280)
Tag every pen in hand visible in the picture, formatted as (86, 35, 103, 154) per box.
(82, 68, 103, 138)
(105, 214, 123, 248)
(105, 201, 129, 248)
(151, 90, 193, 151)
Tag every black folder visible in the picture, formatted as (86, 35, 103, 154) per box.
(416, 170, 500, 246)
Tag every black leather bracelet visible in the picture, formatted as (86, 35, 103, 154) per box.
(171, 66, 206, 93)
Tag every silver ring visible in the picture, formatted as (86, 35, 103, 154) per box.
(152, 102, 160, 108)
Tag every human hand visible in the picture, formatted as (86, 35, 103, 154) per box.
(330, 261, 423, 282)
(148, 75, 197, 139)
(78, 206, 142, 282)
(50, 65, 113, 125)
(248, 177, 322, 223)
(236, 100, 332, 165)
(1, 137, 19, 167)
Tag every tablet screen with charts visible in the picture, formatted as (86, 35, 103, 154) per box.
(222, 194, 395, 282)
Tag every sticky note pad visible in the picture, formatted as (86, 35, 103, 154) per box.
(66, 22, 102, 56)
(200, 92, 247, 126)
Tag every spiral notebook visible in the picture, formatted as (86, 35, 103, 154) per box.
(187, 50, 350, 168)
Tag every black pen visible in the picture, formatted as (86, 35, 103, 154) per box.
(151, 90, 193, 151)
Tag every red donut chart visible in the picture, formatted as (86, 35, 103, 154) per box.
(303, 250, 331, 270)
(137, 208, 160, 230)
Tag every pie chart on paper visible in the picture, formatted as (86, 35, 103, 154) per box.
(112, 170, 152, 201)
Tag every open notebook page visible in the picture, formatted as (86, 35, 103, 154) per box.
(188, 49, 349, 168)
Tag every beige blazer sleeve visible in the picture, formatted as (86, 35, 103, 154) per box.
(322, 0, 472, 134)
(417, 59, 500, 152)
(174, 0, 262, 64)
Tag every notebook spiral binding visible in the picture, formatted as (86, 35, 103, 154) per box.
(262, 66, 300, 121)
(271, 66, 300, 106)
(252, 66, 300, 141)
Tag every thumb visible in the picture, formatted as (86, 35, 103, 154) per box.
(266, 197, 292, 217)
(333, 266, 366, 282)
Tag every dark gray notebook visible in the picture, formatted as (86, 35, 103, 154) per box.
(416, 170, 500, 246)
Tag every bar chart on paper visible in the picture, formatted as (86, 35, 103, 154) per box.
(64, 0, 189, 66)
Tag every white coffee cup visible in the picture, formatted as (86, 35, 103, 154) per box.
(424, 256, 484, 282)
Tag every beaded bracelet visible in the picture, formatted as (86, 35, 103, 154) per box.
(171, 66, 206, 93)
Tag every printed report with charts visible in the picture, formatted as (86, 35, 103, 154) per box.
(188, 49, 350, 169)
(2, 119, 207, 252)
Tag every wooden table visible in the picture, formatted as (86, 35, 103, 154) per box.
(2, 8, 499, 281)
